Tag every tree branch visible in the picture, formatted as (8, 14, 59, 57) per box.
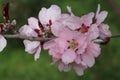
(3, 34, 53, 42)
(3, 34, 120, 43)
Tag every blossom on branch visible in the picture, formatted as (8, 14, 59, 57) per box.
(19, 17, 42, 61)
(0, 3, 112, 76)
(43, 4, 110, 75)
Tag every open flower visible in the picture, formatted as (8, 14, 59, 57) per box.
(23, 40, 41, 61)
(44, 27, 100, 75)
(19, 17, 42, 61)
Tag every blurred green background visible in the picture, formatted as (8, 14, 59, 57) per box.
(0, 0, 120, 80)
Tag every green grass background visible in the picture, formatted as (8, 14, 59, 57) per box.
(0, 0, 120, 80)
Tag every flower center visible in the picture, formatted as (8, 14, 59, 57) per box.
(78, 24, 89, 33)
(68, 39, 78, 49)
(46, 20, 52, 27)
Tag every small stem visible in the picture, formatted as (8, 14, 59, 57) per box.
(110, 34, 120, 38)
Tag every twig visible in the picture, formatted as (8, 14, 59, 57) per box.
(3, 34, 53, 42)
(3, 34, 120, 43)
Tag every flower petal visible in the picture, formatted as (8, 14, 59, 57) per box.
(43, 39, 56, 50)
(86, 42, 101, 57)
(0, 35, 7, 52)
(66, 6, 74, 16)
(62, 49, 76, 64)
(23, 40, 40, 54)
(28, 17, 40, 30)
(34, 46, 41, 61)
(82, 54, 95, 67)
(96, 4, 108, 25)
(19, 25, 38, 37)
(39, 5, 61, 25)
(80, 12, 94, 26)
(58, 62, 72, 72)
(73, 64, 86, 76)
(99, 24, 112, 39)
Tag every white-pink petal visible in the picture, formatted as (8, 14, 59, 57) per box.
(43, 39, 56, 50)
(73, 64, 86, 76)
(82, 54, 95, 67)
(34, 46, 41, 61)
(96, 4, 108, 25)
(80, 12, 94, 26)
(86, 42, 101, 57)
(23, 40, 40, 54)
(88, 24, 99, 40)
(28, 17, 40, 30)
(62, 49, 76, 64)
(99, 24, 112, 39)
(0, 35, 7, 52)
(66, 6, 74, 16)
(58, 62, 71, 72)
(39, 5, 61, 25)
(19, 25, 38, 37)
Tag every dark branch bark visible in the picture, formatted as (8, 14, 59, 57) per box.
(3, 34, 120, 43)
(3, 34, 53, 42)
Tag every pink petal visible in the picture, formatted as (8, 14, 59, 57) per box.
(28, 17, 40, 30)
(63, 16, 81, 30)
(80, 12, 94, 26)
(76, 36, 87, 54)
(55, 38, 69, 50)
(0, 35, 7, 52)
(19, 25, 38, 37)
(96, 4, 108, 25)
(59, 28, 74, 40)
(75, 55, 82, 64)
(73, 64, 86, 76)
(23, 40, 40, 54)
(62, 49, 76, 64)
(49, 49, 61, 59)
(58, 62, 72, 72)
(86, 42, 101, 57)
(66, 6, 74, 16)
(96, 4, 100, 16)
(88, 24, 99, 40)
(34, 46, 41, 61)
(43, 39, 56, 50)
(96, 11, 108, 25)
(99, 24, 112, 39)
(39, 5, 61, 25)
(82, 54, 95, 67)
(51, 22, 65, 36)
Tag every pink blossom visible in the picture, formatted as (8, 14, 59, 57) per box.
(44, 27, 100, 75)
(19, 17, 42, 61)
(23, 40, 41, 61)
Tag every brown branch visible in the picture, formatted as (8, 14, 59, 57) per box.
(3, 34, 53, 42)
(3, 34, 120, 43)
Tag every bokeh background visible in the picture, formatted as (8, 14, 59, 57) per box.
(0, 0, 120, 80)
